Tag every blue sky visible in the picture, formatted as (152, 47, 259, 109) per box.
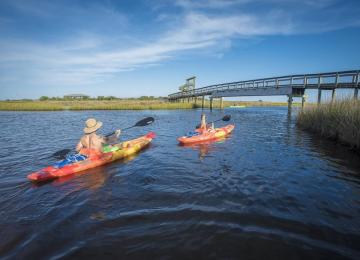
(0, 0, 359, 100)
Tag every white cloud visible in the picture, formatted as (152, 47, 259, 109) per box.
(175, 0, 338, 9)
(0, 0, 359, 88)
(0, 9, 294, 85)
(175, 0, 250, 9)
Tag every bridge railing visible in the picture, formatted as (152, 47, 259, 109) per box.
(168, 70, 360, 99)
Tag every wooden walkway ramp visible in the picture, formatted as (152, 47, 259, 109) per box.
(168, 70, 360, 109)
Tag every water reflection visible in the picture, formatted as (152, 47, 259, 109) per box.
(53, 166, 109, 190)
(298, 127, 360, 180)
(179, 137, 229, 159)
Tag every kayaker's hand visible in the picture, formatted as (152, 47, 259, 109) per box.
(115, 129, 121, 138)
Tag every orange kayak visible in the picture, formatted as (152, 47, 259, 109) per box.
(178, 125, 234, 144)
(28, 132, 155, 182)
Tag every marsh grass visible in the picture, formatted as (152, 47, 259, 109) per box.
(0, 100, 290, 111)
(297, 99, 360, 151)
(0, 100, 198, 111)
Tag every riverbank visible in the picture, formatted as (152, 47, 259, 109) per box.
(0, 100, 290, 111)
(297, 99, 360, 152)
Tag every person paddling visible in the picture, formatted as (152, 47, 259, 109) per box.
(197, 113, 215, 133)
(198, 113, 207, 133)
(76, 118, 120, 158)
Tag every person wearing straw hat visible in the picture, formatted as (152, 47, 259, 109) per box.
(76, 118, 120, 158)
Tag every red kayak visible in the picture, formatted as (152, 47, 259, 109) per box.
(178, 125, 234, 144)
(28, 132, 155, 182)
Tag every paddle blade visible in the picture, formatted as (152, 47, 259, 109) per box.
(52, 149, 71, 159)
(222, 115, 231, 121)
(134, 117, 155, 127)
(106, 117, 155, 135)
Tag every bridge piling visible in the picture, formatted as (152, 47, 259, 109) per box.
(331, 89, 336, 103)
(301, 94, 306, 109)
(317, 76, 322, 105)
(317, 89, 322, 104)
(332, 73, 338, 103)
(220, 97, 223, 109)
(355, 73, 359, 99)
(287, 94, 293, 110)
(210, 97, 213, 111)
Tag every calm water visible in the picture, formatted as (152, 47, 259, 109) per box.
(0, 108, 360, 259)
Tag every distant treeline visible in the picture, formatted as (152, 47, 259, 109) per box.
(4, 96, 168, 101)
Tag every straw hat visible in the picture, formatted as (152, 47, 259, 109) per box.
(84, 118, 103, 134)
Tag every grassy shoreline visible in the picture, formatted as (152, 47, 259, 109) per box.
(0, 100, 291, 111)
(297, 100, 360, 152)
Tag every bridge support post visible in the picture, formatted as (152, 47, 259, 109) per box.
(317, 89, 322, 105)
(354, 73, 359, 99)
(331, 89, 336, 103)
(301, 95, 306, 109)
(220, 97, 223, 109)
(210, 97, 213, 111)
(287, 94, 293, 110)
(194, 97, 197, 105)
(201, 96, 205, 109)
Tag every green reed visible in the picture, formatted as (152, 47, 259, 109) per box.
(0, 100, 199, 111)
(297, 99, 360, 151)
(0, 100, 291, 111)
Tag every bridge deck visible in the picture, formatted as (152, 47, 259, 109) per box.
(168, 70, 360, 100)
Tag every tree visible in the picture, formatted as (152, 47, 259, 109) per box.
(139, 96, 156, 100)
(40, 96, 49, 101)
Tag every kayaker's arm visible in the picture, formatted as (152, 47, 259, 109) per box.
(76, 141, 83, 152)
(104, 129, 121, 143)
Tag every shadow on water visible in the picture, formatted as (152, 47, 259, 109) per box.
(178, 136, 232, 160)
(296, 127, 360, 181)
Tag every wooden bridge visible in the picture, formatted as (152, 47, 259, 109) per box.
(168, 70, 360, 109)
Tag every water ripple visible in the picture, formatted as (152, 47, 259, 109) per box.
(0, 109, 360, 259)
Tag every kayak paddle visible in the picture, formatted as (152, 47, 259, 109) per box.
(104, 117, 154, 137)
(52, 117, 155, 158)
(196, 115, 231, 129)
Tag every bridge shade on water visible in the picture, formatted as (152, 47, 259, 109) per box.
(168, 70, 360, 109)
